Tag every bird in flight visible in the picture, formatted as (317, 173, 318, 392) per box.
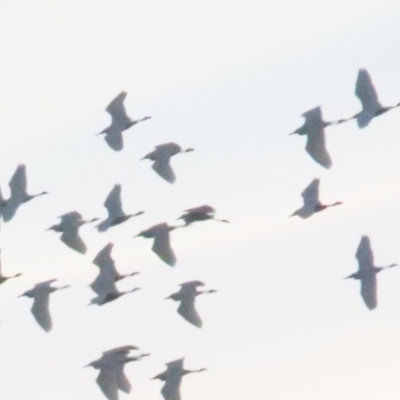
(166, 281, 217, 328)
(290, 178, 342, 219)
(177, 205, 229, 225)
(345, 236, 397, 310)
(86, 345, 149, 400)
(141, 142, 194, 183)
(98, 91, 151, 151)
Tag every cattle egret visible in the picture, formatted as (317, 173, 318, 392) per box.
(47, 211, 98, 254)
(0, 249, 22, 285)
(98, 91, 151, 151)
(290, 178, 342, 219)
(96, 184, 144, 232)
(2, 165, 48, 222)
(166, 281, 217, 328)
(290, 107, 333, 169)
(141, 142, 194, 183)
(86, 345, 149, 400)
(134, 223, 181, 266)
(18, 279, 69, 332)
(152, 358, 206, 400)
(177, 205, 229, 225)
(345, 236, 397, 310)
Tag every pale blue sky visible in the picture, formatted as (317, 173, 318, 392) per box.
(1, 1, 400, 399)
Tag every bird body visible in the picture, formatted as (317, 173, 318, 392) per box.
(177, 205, 229, 225)
(291, 178, 342, 219)
(19, 279, 69, 332)
(290, 107, 332, 169)
(152, 358, 206, 400)
(166, 281, 216, 328)
(97, 184, 144, 232)
(345, 236, 397, 310)
(134, 223, 179, 266)
(98, 91, 151, 151)
(141, 142, 194, 183)
(86, 345, 148, 400)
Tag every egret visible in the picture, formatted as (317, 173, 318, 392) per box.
(93, 242, 139, 281)
(96, 184, 144, 232)
(141, 142, 194, 183)
(177, 205, 229, 225)
(345, 236, 397, 310)
(86, 345, 149, 400)
(290, 178, 342, 219)
(152, 358, 206, 400)
(134, 223, 182, 266)
(89, 250, 140, 305)
(0, 249, 22, 285)
(166, 281, 216, 328)
(46, 211, 98, 254)
(98, 91, 151, 151)
(289, 107, 333, 169)
(338, 69, 400, 128)
(2, 165, 48, 222)
(18, 279, 69, 332)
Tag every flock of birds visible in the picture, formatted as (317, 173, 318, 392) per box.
(0, 67, 397, 400)
(0, 91, 231, 400)
(290, 68, 399, 310)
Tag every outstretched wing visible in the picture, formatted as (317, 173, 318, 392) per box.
(161, 377, 182, 400)
(301, 179, 320, 210)
(355, 69, 382, 114)
(305, 127, 332, 169)
(96, 367, 119, 400)
(152, 225, 176, 266)
(356, 236, 374, 273)
(116, 365, 131, 394)
(106, 92, 130, 124)
(60, 228, 86, 254)
(152, 158, 176, 184)
(360, 274, 377, 310)
(177, 297, 202, 328)
(104, 130, 124, 151)
(104, 185, 125, 220)
(3, 165, 27, 221)
(31, 290, 52, 332)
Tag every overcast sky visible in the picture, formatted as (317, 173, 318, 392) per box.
(1, 1, 400, 399)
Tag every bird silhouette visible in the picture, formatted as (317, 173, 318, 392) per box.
(2, 165, 48, 222)
(141, 142, 194, 183)
(152, 358, 206, 400)
(18, 279, 69, 332)
(86, 345, 149, 400)
(96, 184, 144, 232)
(177, 205, 229, 225)
(166, 281, 217, 328)
(290, 178, 342, 219)
(345, 236, 397, 310)
(98, 91, 151, 151)
(134, 223, 182, 266)
(47, 211, 98, 254)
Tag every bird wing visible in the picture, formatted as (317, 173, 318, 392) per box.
(60, 227, 86, 254)
(90, 267, 118, 300)
(155, 142, 181, 156)
(106, 91, 131, 125)
(104, 130, 124, 152)
(161, 377, 182, 400)
(93, 243, 118, 276)
(301, 179, 320, 210)
(305, 127, 332, 169)
(104, 185, 125, 220)
(355, 69, 382, 116)
(177, 296, 202, 328)
(360, 274, 377, 310)
(96, 367, 119, 400)
(31, 290, 52, 332)
(9, 164, 27, 201)
(116, 365, 131, 394)
(152, 226, 176, 266)
(152, 158, 176, 184)
(356, 236, 374, 273)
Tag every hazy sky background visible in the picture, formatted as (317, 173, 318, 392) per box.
(1, 1, 400, 399)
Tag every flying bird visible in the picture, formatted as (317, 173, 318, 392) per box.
(166, 281, 216, 328)
(2, 164, 48, 222)
(18, 279, 69, 332)
(96, 184, 144, 232)
(290, 178, 342, 219)
(98, 91, 151, 151)
(86, 345, 149, 400)
(141, 142, 194, 183)
(290, 107, 334, 169)
(89, 248, 140, 306)
(93, 242, 139, 282)
(338, 69, 400, 128)
(152, 358, 206, 400)
(0, 249, 22, 285)
(177, 205, 229, 225)
(134, 223, 181, 266)
(345, 236, 397, 310)
(46, 211, 98, 254)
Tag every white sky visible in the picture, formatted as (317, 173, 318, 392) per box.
(1, 1, 400, 399)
